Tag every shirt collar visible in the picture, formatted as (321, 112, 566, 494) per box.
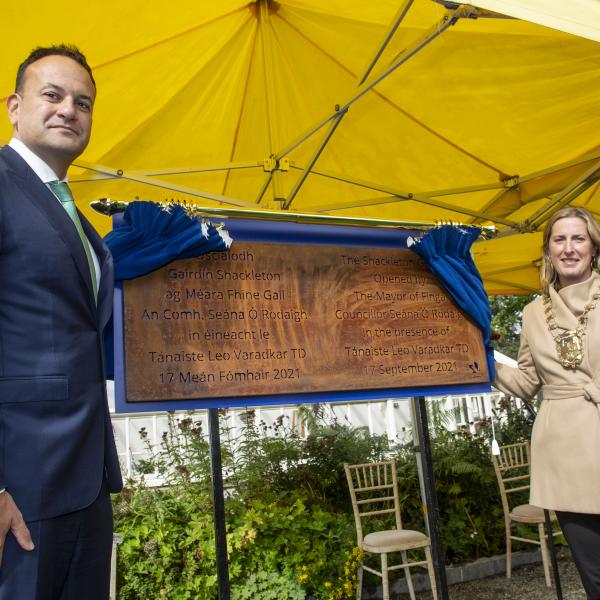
(8, 138, 65, 183)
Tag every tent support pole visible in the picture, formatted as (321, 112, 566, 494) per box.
(524, 159, 600, 229)
(256, 0, 285, 206)
(544, 509, 564, 600)
(494, 177, 600, 239)
(296, 165, 505, 199)
(283, 111, 347, 209)
(410, 398, 430, 538)
(275, 8, 465, 164)
(91, 198, 444, 230)
(467, 185, 520, 225)
(412, 396, 449, 599)
(124, 161, 262, 177)
(517, 150, 600, 183)
(480, 266, 541, 294)
(530, 177, 600, 229)
(483, 262, 544, 278)
(469, 152, 600, 224)
(72, 145, 600, 186)
(357, 0, 415, 85)
(285, 165, 518, 226)
(72, 159, 255, 207)
(282, 0, 415, 209)
(407, 194, 518, 226)
(74, 149, 600, 222)
(208, 408, 231, 600)
(311, 193, 514, 222)
(254, 171, 273, 205)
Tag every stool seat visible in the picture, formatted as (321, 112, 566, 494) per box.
(363, 529, 430, 553)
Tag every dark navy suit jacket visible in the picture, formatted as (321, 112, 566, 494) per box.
(0, 145, 122, 522)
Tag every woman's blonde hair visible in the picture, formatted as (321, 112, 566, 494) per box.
(540, 206, 600, 295)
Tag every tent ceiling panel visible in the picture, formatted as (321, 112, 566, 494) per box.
(2, 0, 600, 294)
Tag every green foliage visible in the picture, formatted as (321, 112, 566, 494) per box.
(113, 484, 218, 599)
(391, 429, 500, 565)
(114, 410, 372, 599)
(320, 547, 364, 600)
(390, 400, 536, 565)
(231, 571, 305, 600)
(493, 396, 535, 445)
(490, 294, 536, 359)
(114, 401, 536, 598)
(227, 494, 358, 599)
(430, 428, 504, 563)
(228, 409, 390, 512)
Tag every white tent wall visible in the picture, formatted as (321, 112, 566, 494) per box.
(110, 354, 518, 484)
(467, 0, 600, 43)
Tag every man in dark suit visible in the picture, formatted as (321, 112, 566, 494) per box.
(0, 45, 122, 599)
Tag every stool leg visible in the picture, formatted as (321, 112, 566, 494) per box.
(506, 522, 512, 579)
(538, 523, 552, 588)
(425, 546, 437, 600)
(381, 553, 390, 600)
(356, 564, 363, 600)
(110, 535, 118, 600)
(401, 551, 416, 600)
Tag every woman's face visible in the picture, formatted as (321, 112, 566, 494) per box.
(549, 217, 597, 288)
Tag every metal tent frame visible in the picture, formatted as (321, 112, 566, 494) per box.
(70, 0, 600, 269)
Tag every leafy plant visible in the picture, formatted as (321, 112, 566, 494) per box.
(490, 294, 536, 359)
(114, 411, 376, 599)
(231, 571, 305, 600)
(113, 400, 538, 598)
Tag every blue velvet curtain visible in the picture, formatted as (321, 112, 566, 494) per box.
(409, 225, 494, 380)
(103, 201, 232, 376)
(104, 201, 231, 281)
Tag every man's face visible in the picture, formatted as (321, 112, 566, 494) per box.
(6, 55, 95, 177)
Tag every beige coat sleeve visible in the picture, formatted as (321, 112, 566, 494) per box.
(493, 308, 541, 399)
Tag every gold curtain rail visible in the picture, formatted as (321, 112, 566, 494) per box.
(90, 198, 497, 238)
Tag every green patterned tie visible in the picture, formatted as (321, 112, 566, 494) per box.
(48, 180, 97, 301)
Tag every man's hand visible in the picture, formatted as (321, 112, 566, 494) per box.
(0, 492, 34, 568)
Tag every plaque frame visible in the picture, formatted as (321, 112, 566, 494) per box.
(113, 216, 491, 413)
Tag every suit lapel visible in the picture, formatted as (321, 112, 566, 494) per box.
(1, 146, 97, 313)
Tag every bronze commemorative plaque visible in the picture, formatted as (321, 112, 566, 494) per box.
(123, 242, 489, 401)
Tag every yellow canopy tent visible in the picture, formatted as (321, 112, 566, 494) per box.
(2, 0, 600, 295)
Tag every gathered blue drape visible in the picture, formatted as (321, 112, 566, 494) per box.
(104, 201, 232, 281)
(409, 225, 494, 381)
(103, 201, 232, 376)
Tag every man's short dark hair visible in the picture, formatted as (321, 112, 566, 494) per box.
(15, 44, 95, 93)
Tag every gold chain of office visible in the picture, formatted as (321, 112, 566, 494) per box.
(544, 292, 600, 369)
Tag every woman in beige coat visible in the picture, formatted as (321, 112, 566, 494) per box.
(494, 206, 600, 600)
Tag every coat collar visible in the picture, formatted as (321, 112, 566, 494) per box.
(549, 271, 600, 330)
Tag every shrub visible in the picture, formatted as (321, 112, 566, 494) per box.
(114, 411, 377, 599)
(113, 399, 533, 598)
